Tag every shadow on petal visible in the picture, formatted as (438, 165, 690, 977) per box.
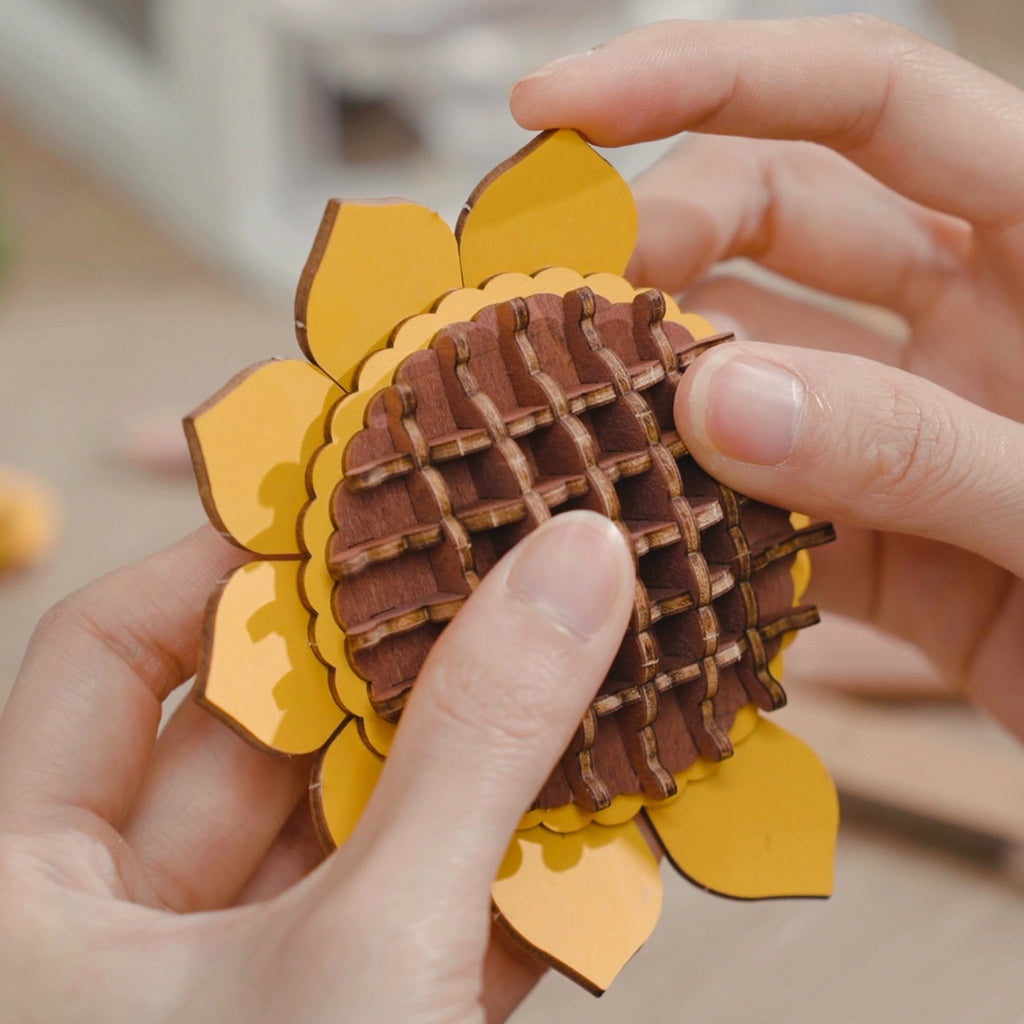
(195, 559, 344, 755)
(297, 200, 462, 390)
(186, 359, 340, 555)
(457, 129, 637, 288)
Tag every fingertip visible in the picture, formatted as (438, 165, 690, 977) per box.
(508, 30, 656, 142)
(676, 343, 1024, 578)
(676, 344, 805, 469)
(510, 49, 597, 106)
(508, 67, 562, 130)
(505, 510, 635, 640)
(674, 343, 725, 465)
(356, 511, 636, 879)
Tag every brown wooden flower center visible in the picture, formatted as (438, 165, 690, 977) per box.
(327, 286, 832, 812)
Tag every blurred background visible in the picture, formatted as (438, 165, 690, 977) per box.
(2, 1, 1024, 1021)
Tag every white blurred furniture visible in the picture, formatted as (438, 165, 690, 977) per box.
(0, 0, 649, 290)
(0, 0, 946, 291)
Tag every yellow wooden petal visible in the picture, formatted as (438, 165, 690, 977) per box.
(353, 343, 410, 393)
(770, 516, 814, 669)
(387, 268, 639, 387)
(328, 652, 375, 724)
(666, 308, 719, 341)
(521, 704, 761, 834)
(433, 275, 536, 321)
(792, 547, 812, 602)
(457, 129, 637, 287)
(301, 455, 351, 671)
(492, 821, 662, 994)
(301, 386, 384, 677)
(582, 271, 638, 303)
(296, 200, 462, 390)
(426, 268, 585, 328)
(360, 713, 395, 756)
(521, 793, 647, 835)
(186, 359, 340, 555)
(195, 560, 344, 754)
(645, 718, 838, 899)
(387, 312, 454, 369)
(312, 718, 383, 850)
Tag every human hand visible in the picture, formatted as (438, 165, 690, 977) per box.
(511, 15, 1024, 738)
(0, 515, 634, 1022)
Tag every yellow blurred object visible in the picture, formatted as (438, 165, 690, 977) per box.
(0, 467, 59, 574)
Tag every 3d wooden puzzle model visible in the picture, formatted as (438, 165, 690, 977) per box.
(186, 129, 839, 993)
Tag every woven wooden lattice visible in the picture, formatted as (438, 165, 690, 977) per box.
(328, 286, 833, 812)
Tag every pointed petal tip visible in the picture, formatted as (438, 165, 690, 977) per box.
(296, 200, 462, 390)
(187, 359, 340, 555)
(197, 559, 344, 755)
(312, 718, 384, 851)
(646, 718, 838, 901)
(492, 821, 661, 993)
(458, 129, 637, 288)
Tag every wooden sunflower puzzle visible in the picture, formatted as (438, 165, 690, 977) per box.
(186, 129, 840, 993)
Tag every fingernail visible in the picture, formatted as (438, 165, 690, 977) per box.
(694, 354, 804, 465)
(517, 49, 594, 83)
(507, 512, 628, 638)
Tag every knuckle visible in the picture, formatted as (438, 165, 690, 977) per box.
(845, 380, 961, 520)
(31, 592, 80, 643)
(53, 590, 184, 700)
(872, 385, 933, 487)
(863, 14, 940, 85)
(842, 13, 921, 54)
(841, 12, 908, 38)
(824, 16, 931, 152)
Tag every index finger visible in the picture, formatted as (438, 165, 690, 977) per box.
(0, 526, 248, 829)
(510, 15, 1024, 230)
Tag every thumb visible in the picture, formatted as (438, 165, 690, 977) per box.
(675, 342, 1024, 576)
(344, 510, 635, 893)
